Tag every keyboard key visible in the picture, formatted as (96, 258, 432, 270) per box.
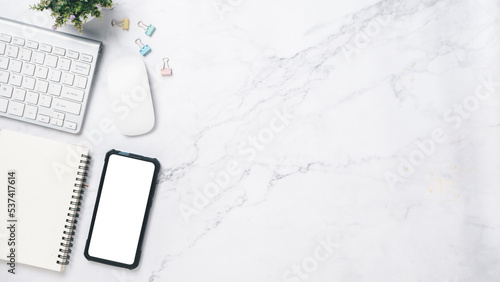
(62, 73, 75, 85)
(61, 86, 84, 102)
(10, 73, 22, 87)
(50, 118, 63, 127)
(13, 88, 26, 101)
(36, 114, 50, 123)
(40, 43, 52, 53)
(13, 38, 25, 46)
(0, 98, 7, 112)
(7, 100, 24, 116)
(64, 120, 77, 130)
(19, 48, 32, 61)
(0, 70, 9, 83)
(53, 47, 66, 56)
(0, 85, 13, 97)
(22, 76, 35, 89)
(22, 63, 35, 76)
(58, 57, 71, 71)
(45, 54, 58, 68)
(0, 34, 11, 43)
(74, 76, 87, 89)
(81, 54, 93, 63)
(9, 60, 22, 73)
(71, 61, 91, 76)
(35, 66, 49, 79)
(53, 97, 81, 115)
(53, 112, 65, 120)
(48, 69, 61, 82)
(67, 50, 79, 59)
(39, 94, 52, 107)
(0, 57, 8, 69)
(0, 43, 5, 55)
(6, 45, 19, 58)
(24, 105, 37, 119)
(26, 92, 39, 104)
(36, 80, 49, 93)
(48, 83, 62, 96)
(26, 41, 38, 49)
(32, 51, 45, 64)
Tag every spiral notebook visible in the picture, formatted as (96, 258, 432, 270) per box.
(0, 130, 90, 272)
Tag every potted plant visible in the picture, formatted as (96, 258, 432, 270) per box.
(31, 0, 113, 33)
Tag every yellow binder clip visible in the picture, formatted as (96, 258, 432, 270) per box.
(111, 18, 130, 30)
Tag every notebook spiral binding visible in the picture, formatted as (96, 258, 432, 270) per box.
(56, 154, 91, 266)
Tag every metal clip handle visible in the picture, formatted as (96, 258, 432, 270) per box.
(138, 21, 149, 30)
(135, 38, 145, 48)
(162, 58, 170, 69)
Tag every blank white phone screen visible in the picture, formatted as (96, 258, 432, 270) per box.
(88, 154, 156, 265)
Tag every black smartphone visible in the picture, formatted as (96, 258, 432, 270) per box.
(84, 150, 160, 269)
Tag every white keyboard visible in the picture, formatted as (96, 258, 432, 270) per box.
(0, 17, 102, 134)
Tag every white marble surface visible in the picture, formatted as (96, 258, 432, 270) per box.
(1, 0, 500, 281)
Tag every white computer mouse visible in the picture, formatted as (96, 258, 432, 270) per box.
(107, 56, 155, 136)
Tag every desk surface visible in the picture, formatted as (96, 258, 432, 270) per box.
(1, 0, 499, 281)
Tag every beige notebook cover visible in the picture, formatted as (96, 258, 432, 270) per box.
(0, 130, 90, 272)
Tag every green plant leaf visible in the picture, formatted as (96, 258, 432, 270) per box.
(30, 0, 113, 33)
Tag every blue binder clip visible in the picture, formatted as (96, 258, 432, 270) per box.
(135, 39, 151, 56)
(138, 21, 156, 37)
